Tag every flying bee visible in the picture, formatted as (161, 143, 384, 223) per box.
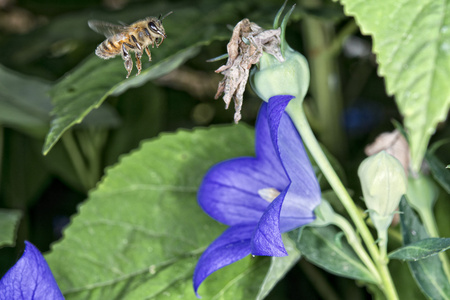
(88, 12, 172, 78)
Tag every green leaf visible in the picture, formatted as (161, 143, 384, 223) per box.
(426, 151, 450, 194)
(0, 209, 22, 248)
(41, 0, 288, 155)
(256, 233, 301, 300)
(43, 45, 200, 155)
(399, 199, 450, 299)
(43, 0, 254, 155)
(0, 64, 120, 140)
(291, 225, 378, 284)
(389, 259, 429, 300)
(0, 65, 52, 138)
(389, 238, 450, 261)
(338, 0, 450, 172)
(45, 124, 271, 299)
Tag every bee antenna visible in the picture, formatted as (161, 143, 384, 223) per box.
(160, 11, 173, 20)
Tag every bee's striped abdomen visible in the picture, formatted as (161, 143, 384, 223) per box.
(95, 38, 122, 59)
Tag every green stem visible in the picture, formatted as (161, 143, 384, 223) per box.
(419, 207, 439, 238)
(407, 174, 450, 279)
(377, 227, 388, 264)
(76, 130, 104, 188)
(62, 131, 91, 191)
(362, 207, 403, 245)
(333, 214, 381, 284)
(300, 0, 346, 159)
(286, 100, 398, 300)
(419, 207, 450, 279)
(326, 20, 359, 58)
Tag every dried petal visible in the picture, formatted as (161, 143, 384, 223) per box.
(214, 19, 283, 123)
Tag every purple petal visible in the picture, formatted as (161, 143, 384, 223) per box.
(266, 95, 295, 154)
(199, 158, 276, 225)
(251, 187, 289, 256)
(254, 103, 285, 174)
(0, 241, 64, 300)
(267, 95, 321, 231)
(254, 103, 290, 190)
(193, 224, 254, 297)
(194, 95, 321, 296)
(198, 104, 289, 226)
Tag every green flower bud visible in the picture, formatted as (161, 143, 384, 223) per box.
(312, 199, 336, 227)
(358, 151, 408, 231)
(251, 46, 310, 102)
(406, 174, 439, 238)
(406, 174, 438, 213)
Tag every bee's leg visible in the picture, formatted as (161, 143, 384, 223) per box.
(121, 44, 133, 78)
(124, 58, 133, 78)
(135, 51, 143, 76)
(145, 47, 152, 61)
(156, 37, 164, 48)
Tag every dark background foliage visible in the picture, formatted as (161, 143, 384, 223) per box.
(0, 0, 448, 298)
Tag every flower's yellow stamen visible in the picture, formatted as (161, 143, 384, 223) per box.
(258, 187, 281, 203)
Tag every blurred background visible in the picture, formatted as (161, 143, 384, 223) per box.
(0, 0, 448, 298)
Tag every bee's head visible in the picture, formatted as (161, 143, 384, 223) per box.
(147, 12, 172, 40)
(147, 20, 165, 38)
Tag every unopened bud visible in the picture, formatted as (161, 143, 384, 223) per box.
(406, 174, 438, 224)
(251, 46, 310, 103)
(358, 151, 407, 231)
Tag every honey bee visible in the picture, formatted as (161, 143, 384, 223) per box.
(88, 12, 172, 78)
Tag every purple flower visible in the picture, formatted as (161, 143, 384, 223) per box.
(0, 241, 64, 300)
(193, 95, 321, 296)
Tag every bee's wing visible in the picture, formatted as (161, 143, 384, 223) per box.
(88, 20, 127, 38)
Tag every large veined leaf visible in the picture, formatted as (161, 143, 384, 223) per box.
(338, 0, 450, 172)
(45, 124, 272, 299)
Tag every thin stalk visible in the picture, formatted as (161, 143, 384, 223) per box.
(61, 131, 91, 191)
(286, 100, 398, 300)
(333, 214, 381, 284)
(419, 208, 450, 279)
(326, 20, 358, 58)
(361, 207, 404, 244)
(300, 0, 346, 159)
(377, 228, 389, 263)
(76, 130, 104, 189)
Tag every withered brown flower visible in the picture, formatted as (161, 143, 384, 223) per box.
(214, 18, 284, 123)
